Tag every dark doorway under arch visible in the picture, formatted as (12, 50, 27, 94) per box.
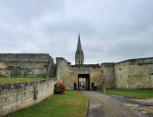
(78, 74, 90, 90)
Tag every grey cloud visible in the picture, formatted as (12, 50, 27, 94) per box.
(0, 0, 153, 64)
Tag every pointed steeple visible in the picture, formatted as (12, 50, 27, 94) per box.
(75, 33, 84, 65)
(77, 33, 82, 51)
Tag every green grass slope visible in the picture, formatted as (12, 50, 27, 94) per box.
(6, 90, 87, 117)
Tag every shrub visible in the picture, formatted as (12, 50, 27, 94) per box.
(54, 82, 66, 94)
(33, 87, 38, 100)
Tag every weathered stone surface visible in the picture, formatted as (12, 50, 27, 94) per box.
(56, 57, 115, 89)
(56, 57, 153, 90)
(0, 79, 56, 117)
(115, 57, 153, 89)
(0, 54, 56, 78)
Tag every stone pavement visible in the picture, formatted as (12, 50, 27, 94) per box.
(105, 94, 153, 116)
(82, 91, 147, 117)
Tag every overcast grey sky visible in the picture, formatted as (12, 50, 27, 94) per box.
(0, 0, 153, 64)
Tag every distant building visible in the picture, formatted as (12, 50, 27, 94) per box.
(75, 34, 84, 65)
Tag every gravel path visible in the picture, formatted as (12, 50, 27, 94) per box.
(83, 91, 147, 117)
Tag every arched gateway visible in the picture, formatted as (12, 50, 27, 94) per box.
(56, 34, 102, 90)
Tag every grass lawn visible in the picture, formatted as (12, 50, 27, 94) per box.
(6, 90, 88, 117)
(100, 89, 153, 99)
(0, 78, 44, 84)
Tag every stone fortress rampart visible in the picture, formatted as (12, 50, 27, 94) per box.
(114, 57, 153, 89)
(56, 57, 153, 90)
(0, 54, 56, 78)
(0, 53, 153, 116)
(0, 79, 56, 117)
(0, 54, 57, 117)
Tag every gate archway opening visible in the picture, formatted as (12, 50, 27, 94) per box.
(78, 74, 90, 90)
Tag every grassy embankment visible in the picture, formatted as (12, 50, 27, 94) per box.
(100, 89, 153, 99)
(0, 78, 44, 84)
(6, 90, 87, 117)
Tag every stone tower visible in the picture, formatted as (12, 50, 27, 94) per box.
(75, 34, 84, 65)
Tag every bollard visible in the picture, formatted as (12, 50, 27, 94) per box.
(104, 88, 106, 94)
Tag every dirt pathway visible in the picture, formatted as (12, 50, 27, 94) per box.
(83, 91, 147, 117)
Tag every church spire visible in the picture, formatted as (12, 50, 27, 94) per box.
(75, 33, 84, 65)
(77, 33, 82, 51)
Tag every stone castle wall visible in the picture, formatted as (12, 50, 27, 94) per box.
(56, 57, 115, 89)
(0, 54, 56, 78)
(0, 79, 56, 117)
(1, 54, 153, 91)
(56, 57, 153, 90)
(71, 64, 102, 89)
(56, 57, 71, 82)
(101, 63, 114, 88)
(115, 57, 153, 89)
(114, 61, 129, 89)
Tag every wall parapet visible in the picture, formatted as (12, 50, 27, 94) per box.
(101, 63, 114, 66)
(71, 64, 100, 68)
(0, 79, 56, 117)
(0, 53, 53, 62)
(116, 57, 153, 65)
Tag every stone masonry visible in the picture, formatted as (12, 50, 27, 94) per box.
(0, 79, 56, 117)
(0, 35, 153, 91)
(0, 54, 56, 78)
(56, 35, 153, 89)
